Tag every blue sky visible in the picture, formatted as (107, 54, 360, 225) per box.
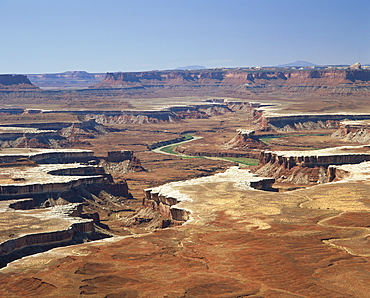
(0, 0, 369, 73)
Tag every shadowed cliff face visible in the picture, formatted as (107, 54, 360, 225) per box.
(0, 75, 38, 90)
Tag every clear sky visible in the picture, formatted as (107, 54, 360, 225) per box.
(1, 0, 369, 74)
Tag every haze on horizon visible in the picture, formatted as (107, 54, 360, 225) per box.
(0, 0, 369, 74)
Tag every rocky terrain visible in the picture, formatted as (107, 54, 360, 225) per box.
(0, 75, 38, 90)
(0, 147, 139, 268)
(331, 120, 370, 143)
(93, 68, 370, 97)
(222, 129, 266, 150)
(1, 160, 370, 297)
(0, 119, 109, 149)
(255, 145, 370, 186)
(27, 71, 105, 89)
(1, 67, 370, 297)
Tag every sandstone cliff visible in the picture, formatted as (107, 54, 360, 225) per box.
(255, 145, 370, 185)
(253, 113, 370, 132)
(223, 129, 266, 150)
(0, 75, 38, 90)
(331, 121, 370, 143)
(93, 69, 370, 97)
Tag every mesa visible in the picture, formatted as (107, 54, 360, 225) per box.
(0, 66, 370, 297)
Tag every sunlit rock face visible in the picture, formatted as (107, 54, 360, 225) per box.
(256, 145, 370, 185)
(144, 167, 275, 222)
(331, 120, 370, 143)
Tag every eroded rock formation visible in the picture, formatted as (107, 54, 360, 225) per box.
(0, 146, 138, 268)
(93, 69, 370, 97)
(0, 75, 38, 90)
(88, 103, 235, 125)
(144, 167, 275, 222)
(253, 112, 370, 132)
(223, 129, 266, 150)
(0, 120, 109, 149)
(331, 120, 370, 143)
(256, 145, 370, 185)
(0, 202, 106, 268)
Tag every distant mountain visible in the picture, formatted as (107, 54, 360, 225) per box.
(276, 60, 318, 67)
(27, 71, 106, 88)
(0, 74, 39, 90)
(175, 65, 207, 70)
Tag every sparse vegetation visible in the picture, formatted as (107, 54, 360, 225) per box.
(218, 157, 259, 166)
(159, 144, 179, 155)
(260, 133, 330, 144)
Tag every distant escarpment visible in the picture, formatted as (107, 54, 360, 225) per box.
(88, 102, 250, 125)
(253, 112, 370, 132)
(27, 71, 105, 88)
(0, 75, 38, 90)
(93, 69, 370, 97)
(0, 119, 109, 149)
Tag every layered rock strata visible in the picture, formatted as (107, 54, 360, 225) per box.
(253, 112, 370, 131)
(0, 202, 99, 268)
(0, 148, 94, 164)
(328, 160, 370, 182)
(0, 163, 106, 199)
(256, 145, 370, 184)
(0, 120, 109, 149)
(0, 147, 135, 268)
(223, 129, 266, 150)
(88, 103, 235, 125)
(0, 75, 38, 90)
(144, 167, 275, 222)
(96, 69, 370, 88)
(331, 120, 370, 143)
(93, 69, 370, 97)
(260, 145, 370, 169)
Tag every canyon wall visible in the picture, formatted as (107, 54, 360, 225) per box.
(0, 120, 109, 149)
(0, 149, 94, 164)
(93, 69, 370, 97)
(254, 113, 370, 131)
(144, 168, 276, 222)
(256, 146, 370, 185)
(259, 150, 370, 169)
(0, 75, 38, 90)
(0, 203, 99, 268)
(331, 121, 370, 143)
(89, 104, 234, 125)
(143, 190, 190, 222)
(96, 69, 370, 88)
(0, 176, 105, 198)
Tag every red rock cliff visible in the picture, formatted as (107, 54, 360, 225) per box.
(94, 69, 370, 91)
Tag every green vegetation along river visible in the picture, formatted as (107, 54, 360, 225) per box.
(153, 136, 259, 167)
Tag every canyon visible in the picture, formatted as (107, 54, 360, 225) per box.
(1, 66, 370, 297)
(0, 147, 136, 268)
